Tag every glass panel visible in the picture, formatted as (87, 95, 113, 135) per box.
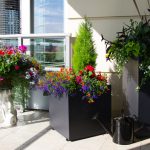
(23, 38, 65, 68)
(33, 0, 64, 33)
(0, 39, 18, 48)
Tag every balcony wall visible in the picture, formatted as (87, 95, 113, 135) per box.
(65, 0, 149, 116)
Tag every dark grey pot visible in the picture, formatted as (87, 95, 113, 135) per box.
(139, 83, 150, 124)
(123, 59, 150, 125)
(49, 91, 111, 141)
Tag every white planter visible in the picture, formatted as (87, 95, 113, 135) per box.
(0, 89, 17, 127)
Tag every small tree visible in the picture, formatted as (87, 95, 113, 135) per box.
(72, 18, 97, 72)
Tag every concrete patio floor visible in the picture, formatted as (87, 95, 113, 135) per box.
(0, 110, 150, 150)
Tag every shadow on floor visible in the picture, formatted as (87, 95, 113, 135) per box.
(0, 110, 49, 129)
(17, 110, 49, 125)
(14, 125, 51, 150)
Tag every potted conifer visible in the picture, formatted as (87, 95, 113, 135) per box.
(39, 18, 111, 141)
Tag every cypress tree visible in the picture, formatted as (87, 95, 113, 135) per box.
(72, 18, 97, 72)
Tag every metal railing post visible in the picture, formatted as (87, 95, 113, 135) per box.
(65, 34, 71, 68)
(18, 37, 23, 46)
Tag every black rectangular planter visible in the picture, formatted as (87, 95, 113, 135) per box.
(49, 91, 111, 141)
(139, 83, 150, 124)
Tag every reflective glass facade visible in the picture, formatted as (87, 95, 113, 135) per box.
(0, 0, 20, 34)
(33, 0, 64, 33)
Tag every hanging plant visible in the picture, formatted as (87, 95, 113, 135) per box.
(106, 19, 150, 86)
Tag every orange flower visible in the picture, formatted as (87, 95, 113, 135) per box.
(87, 93, 91, 97)
(67, 76, 70, 80)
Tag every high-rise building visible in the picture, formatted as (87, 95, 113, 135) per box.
(21, 0, 64, 34)
(0, 0, 20, 34)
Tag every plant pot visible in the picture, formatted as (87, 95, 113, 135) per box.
(0, 88, 17, 127)
(49, 91, 111, 141)
(123, 59, 150, 125)
(112, 116, 134, 145)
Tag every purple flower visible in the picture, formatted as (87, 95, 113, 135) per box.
(82, 85, 89, 91)
(106, 57, 110, 61)
(100, 86, 104, 90)
(92, 95, 98, 99)
(43, 85, 50, 93)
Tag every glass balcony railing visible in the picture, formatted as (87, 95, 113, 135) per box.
(0, 33, 71, 71)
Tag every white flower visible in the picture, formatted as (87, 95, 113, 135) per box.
(6, 59, 10, 64)
(148, 66, 150, 70)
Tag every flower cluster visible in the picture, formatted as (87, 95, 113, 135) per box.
(39, 65, 109, 103)
(0, 45, 41, 87)
(39, 68, 77, 97)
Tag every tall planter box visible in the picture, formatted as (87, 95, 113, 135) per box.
(123, 59, 150, 125)
(49, 91, 111, 141)
(27, 88, 49, 111)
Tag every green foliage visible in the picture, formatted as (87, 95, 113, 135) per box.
(12, 78, 30, 112)
(0, 46, 41, 110)
(106, 19, 150, 86)
(72, 18, 97, 73)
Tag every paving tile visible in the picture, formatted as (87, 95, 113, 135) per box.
(0, 111, 150, 150)
(140, 138, 150, 150)
(25, 130, 67, 150)
(63, 134, 107, 150)
(99, 134, 141, 150)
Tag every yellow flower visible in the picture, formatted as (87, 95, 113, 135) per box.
(105, 53, 109, 58)
(88, 99, 94, 103)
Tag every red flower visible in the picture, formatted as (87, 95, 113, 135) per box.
(97, 74, 106, 81)
(15, 65, 20, 70)
(69, 68, 73, 72)
(79, 70, 83, 75)
(60, 68, 64, 72)
(76, 76, 82, 84)
(7, 50, 14, 55)
(91, 73, 96, 78)
(35, 65, 39, 70)
(0, 50, 5, 56)
(29, 71, 33, 76)
(84, 65, 95, 72)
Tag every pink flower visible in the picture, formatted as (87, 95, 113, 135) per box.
(15, 65, 20, 70)
(19, 45, 27, 53)
(0, 77, 4, 81)
(76, 76, 82, 84)
(69, 68, 73, 72)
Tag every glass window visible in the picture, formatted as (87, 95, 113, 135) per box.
(23, 38, 65, 68)
(33, 0, 64, 33)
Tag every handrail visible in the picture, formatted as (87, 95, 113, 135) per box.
(0, 33, 72, 68)
(0, 33, 71, 39)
